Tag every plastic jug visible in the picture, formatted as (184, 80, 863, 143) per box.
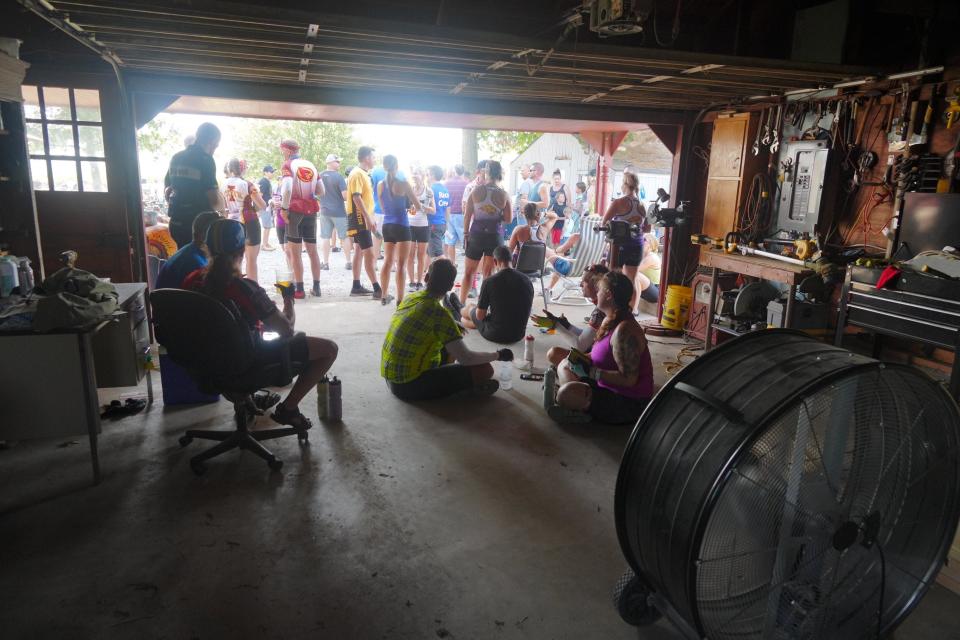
(0, 256, 19, 297)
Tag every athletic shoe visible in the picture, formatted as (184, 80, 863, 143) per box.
(344, 262, 352, 270)
(311, 284, 321, 297)
(294, 290, 306, 300)
(253, 389, 281, 411)
(407, 281, 418, 292)
(445, 292, 464, 316)
(547, 404, 592, 424)
(372, 289, 383, 300)
(470, 379, 500, 396)
(381, 294, 395, 306)
(320, 262, 329, 271)
(332, 247, 341, 253)
(467, 287, 478, 299)
(350, 286, 373, 296)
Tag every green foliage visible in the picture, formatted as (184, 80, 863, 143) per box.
(234, 119, 357, 175)
(477, 130, 541, 159)
(137, 116, 184, 158)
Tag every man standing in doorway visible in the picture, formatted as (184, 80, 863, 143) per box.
(428, 165, 450, 260)
(165, 122, 222, 247)
(319, 154, 352, 271)
(443, 164, 469, 263)
(346, 146, 382, 298)
(521, 161, 550, 215)
(258, 165, 276, 251)
(279, 139, 324, 299)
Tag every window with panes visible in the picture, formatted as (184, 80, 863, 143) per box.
(21, 85, 107, 193)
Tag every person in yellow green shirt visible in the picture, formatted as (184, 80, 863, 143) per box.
(346, 146, 382, 297)
(381, 258, 513, 401)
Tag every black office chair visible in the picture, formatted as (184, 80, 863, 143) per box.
(514, 241, 549, 311)
(150, 288, 308, 475)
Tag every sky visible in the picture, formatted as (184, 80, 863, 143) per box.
(138, 113, 476, 191)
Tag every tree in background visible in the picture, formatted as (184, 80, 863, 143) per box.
(138, 116, 186, 159)
(236, 120, 357, 175)
(477, 130, 541, 160)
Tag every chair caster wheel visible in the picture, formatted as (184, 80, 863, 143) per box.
(190, 461, 207, 476)
(268, 458, 283, 471)
(179, 436, 193, 447)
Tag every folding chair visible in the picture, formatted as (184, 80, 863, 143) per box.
(549, 214, 606, 305)
(514, 241, 550, 311)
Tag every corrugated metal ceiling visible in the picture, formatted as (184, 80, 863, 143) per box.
(51, 0, 867, 113)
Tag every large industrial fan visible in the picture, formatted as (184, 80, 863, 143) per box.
(614, 330, 960, 639)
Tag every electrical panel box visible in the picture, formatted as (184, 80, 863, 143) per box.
(776, 140, 838, 238)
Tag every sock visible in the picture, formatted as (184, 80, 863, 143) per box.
(352, 279, 361, 289)
(373, 282, 382, 293)
(295, 281, 304, 291)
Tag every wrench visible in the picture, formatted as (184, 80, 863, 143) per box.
(761, 107, 774, 146)
(770, 104, 782, 154)
(752, 107, 764, 156)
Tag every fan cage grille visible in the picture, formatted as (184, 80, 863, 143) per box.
(696, 366, 960, 640)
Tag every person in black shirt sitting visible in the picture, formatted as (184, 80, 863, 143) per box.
(460, 245, 534, 344)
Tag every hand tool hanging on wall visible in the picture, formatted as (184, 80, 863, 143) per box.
(752, 107, 765, 156)
(761, 107, 774, 147)
(770, 104, 782, 154)
(910, 101, 934, 147)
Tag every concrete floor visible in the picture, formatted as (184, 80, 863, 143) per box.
(1, 255, 958, 639)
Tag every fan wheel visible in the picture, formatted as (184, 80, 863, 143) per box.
(613, 569, 661, 626)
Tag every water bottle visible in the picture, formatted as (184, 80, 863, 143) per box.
(522, 335, 535, 370)
(328, 376, 342, 421)
(17, 257, 35, 295)
(316, 376, 329, 420)
(543, 366, 558, 410)
(499, 361, 513, 391)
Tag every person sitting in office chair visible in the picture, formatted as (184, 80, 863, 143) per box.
(183, 219, 339, 430)
(156, 211, 219, 289)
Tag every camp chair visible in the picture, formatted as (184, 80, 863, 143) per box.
(514, 241, 550, 311)
(548, 214, 605, 305)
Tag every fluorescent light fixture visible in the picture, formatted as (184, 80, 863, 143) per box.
(887, 66, 944, 81)
(833, 77, 874, 89)
(611, 84, 633, 91)
(582, 92, 607, 103)
(643, 75, 672, 84)
(487, 61, 509, 71)
(451, 82, 468, 94)
(682, 64, 724, 75)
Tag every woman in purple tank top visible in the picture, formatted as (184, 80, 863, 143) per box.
(553, 271, 653, 424)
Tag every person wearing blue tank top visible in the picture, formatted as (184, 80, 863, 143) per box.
(376, 155, 421, 306)
(460, 160, 512, 305)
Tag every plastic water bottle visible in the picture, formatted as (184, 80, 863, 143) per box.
(328, 376, 342, 421)
(499, 362, 513, 390)
(0, 256, 19, 297)
(543, 366, 558, 410)
(316, 376, 329, 420)
(522, 335, 535, 370)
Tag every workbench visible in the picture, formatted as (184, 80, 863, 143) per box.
(699, 249, 815, 351)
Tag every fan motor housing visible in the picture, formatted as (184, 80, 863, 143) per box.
(615, 330, 960, 639)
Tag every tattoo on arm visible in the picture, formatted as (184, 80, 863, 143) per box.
(613, 328, 642, 382)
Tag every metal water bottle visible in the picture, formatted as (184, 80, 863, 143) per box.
(543, 366, 558, 410)
(316, 376, 329, 420)
(523, 334, 535, 369)
(328, 376, 342, 422)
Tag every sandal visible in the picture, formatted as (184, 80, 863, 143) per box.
(253, 390, 281, 412)
(271, 403, 313, 431)
(100, 398, 147, 420)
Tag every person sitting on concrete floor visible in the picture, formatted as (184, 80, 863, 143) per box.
(183, 219, 339, 431)
(460, 245, 534, 345)
(538, 263, 610, 367)
(547, 271, 653, 425)
(634, 233, 662, 312)
(381, 258, 514, 401)
(156, 211, 220, 289)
